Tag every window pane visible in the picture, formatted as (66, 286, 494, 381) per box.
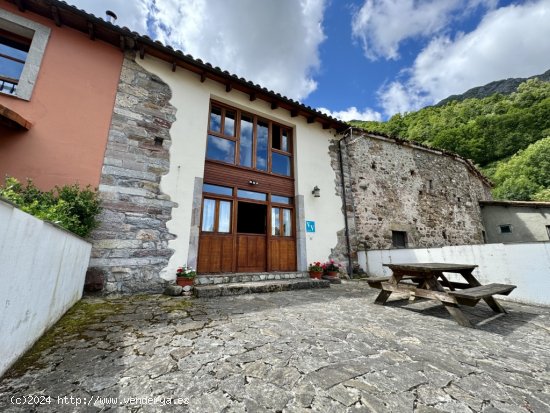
(218, 201, 231, 233)
(239, 115, 253, 167)
(256, 120, 268, 171)
(271, 195, 291, 204)
(203, 183, 232, 196)
(281, 130, 289, 152)
(237, 189, 267, 201)
(283, 209, 292, 236)
(224, 110, 236, 137)
(272, 207, 280, 236)
(201, 199, 216, 232)
(209, 106, 222, 133)
(272, 124, 281, 149)
(206, 135, 235, 164)
(272, 153, 291, 176)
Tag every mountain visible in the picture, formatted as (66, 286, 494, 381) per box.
(436, 69, 550, 106)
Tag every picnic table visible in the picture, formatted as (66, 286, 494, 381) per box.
(367, 263, 516, 328)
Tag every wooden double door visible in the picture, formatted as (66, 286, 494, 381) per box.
(197, 163, 296, 274)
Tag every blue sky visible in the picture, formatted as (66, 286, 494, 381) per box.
(68, 0, 550, 121)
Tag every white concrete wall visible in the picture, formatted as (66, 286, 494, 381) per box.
(138, 56, 345, 278)
(361, 242, 550, 306)
(0, 200, 92, 377)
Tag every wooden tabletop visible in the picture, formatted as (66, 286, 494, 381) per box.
(383, 263, 478, 271)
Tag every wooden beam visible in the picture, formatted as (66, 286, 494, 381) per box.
(307, 116, 316, 124)
(200, 72, 206, 83)
(172, 60, 177, 72)
(15, 0, 25, 12)
(51, 6, 61, 27)
(139, 44, 145, 59)
(119, 35, 125, 52)
(249, 93, 256, 102)
(226, 83, 232, 92)
(290, 109, 298, 117)
(271, 102, 278, 110)
(322, 123, 330, 130)
(87, 22, 95, 40)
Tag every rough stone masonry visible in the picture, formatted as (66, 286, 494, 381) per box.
(87, 52, 177, 294)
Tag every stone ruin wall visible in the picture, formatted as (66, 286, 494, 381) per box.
(86, 52, 177, 294)
(333, 132, 492, 254)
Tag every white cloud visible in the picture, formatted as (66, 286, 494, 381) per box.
(378, 0, 550, 116)
(68, 0, 327, 101)
(352, 0, 497, 61)
(318, 106, 382, 121)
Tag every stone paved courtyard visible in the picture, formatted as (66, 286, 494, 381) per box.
(1, 281, 549, 412)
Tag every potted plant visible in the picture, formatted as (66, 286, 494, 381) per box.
(176, 266, 196, 287)
(308, 262, 323, 279)
(323, 259, 341, 278)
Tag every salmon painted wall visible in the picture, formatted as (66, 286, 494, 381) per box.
(0, 3, 123, 190)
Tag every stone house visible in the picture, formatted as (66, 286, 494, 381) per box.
(1, 0, 492, 293)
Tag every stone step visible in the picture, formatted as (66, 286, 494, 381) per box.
(194, 278, 330, 298)
(195, 271, 309, 286)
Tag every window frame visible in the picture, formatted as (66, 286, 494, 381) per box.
(0, 9, 51, 100)
(206, 100, 294, 177)
(200, 197, 233, 234)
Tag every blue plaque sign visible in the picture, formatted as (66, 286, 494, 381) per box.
(306, 221, 316, 233)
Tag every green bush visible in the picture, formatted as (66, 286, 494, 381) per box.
(0, 177, 101, 237)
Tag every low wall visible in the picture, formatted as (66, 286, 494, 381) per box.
(0, 200, 92, 377)
(360, 242, 550, 306)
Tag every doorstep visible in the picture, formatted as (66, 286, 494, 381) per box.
(195, 271, 309, 286)
(194, 277, 330, 298)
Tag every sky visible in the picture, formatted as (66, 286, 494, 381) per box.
(67, 0, 550, 121)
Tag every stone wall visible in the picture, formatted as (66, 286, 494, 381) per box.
(87, 52, 177, 294)
(335, 131, 492, 253)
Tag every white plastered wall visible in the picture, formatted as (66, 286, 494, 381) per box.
(137, 56, 345, 278)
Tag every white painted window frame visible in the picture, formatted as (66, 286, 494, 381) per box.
(0, 8, 51, 101)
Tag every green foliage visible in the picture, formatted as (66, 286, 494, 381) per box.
(486, 138, 550, 201)
(351, 78, 550, 200)
(0, 177, 101, 237)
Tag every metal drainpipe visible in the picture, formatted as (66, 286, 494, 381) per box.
(338, 127, 354, 278)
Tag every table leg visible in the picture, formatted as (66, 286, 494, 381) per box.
(374, 272, 403, 305)
(428, 275, 473, 328)
(460, 271, 507, 314)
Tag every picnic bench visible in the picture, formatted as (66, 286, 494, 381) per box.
(367, 263, 516, 328)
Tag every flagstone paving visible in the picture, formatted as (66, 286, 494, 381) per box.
(1, 281, 549, 412)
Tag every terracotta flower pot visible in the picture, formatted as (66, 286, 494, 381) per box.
(326, 271, 340, 278)
(309, 271, 323, 279)
(176, 277, 194, 287)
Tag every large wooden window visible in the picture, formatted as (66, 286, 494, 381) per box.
(206, 102, 293, 177)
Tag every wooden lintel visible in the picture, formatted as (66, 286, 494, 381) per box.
(226, 83, 232, 93)
(87, 22, 95, 40)
(15, 0, 25, 12)
(119, 35, 125, 52)
(172, 60, 177, 72)
(139, 44, 145, 59)
(271, 102, 278, 110)
(322, 123, 330, 130)
(307, 116, 316, 124)
(51, 6, 61, 26)
(290, 109, 298, 117)
(249, 93, 256, 101)
(200, 72, 206, 83)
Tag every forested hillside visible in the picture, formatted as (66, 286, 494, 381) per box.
(352, 79, 550, 201)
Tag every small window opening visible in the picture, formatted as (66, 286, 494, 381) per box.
(499, 224, 512, 234)
(428, 180, 433, 190)
(442, 230, 447, 240)
(154, 137, 164, 147)
(392, 231, 407, 248)
(371, 161, 376, 170)
(410, 170, 415, 176)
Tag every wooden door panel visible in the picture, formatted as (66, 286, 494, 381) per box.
(237, 235, 266, 272)
(198, 235, 233, 273)
(270, 238, 296, 271)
